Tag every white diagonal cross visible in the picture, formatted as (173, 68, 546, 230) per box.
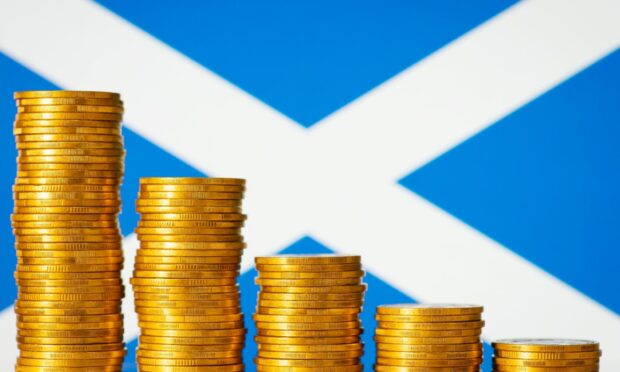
(0, 0, 619, 370)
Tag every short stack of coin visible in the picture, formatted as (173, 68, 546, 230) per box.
(12, 90, 126, 371)
(253, 254, 366, 372)
(492, 339, 601, 372)
(374, 304, 484, 372)
(131, 177, 247, 371)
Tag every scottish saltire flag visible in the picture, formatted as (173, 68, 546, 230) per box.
(1, 1, 619, 371)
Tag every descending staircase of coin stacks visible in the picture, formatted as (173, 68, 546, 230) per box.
(12, 90, 126, 371)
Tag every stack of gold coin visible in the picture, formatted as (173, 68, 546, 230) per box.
(12, 90, 126, 371)
(131, 177, 247, 371)
(253, 254, 367, 372)
(492, 339, 601, 372)
(374, 304, 484, 372)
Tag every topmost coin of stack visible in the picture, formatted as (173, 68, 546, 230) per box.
(492, 338, 601, 372)
(374, 304, 484, 372)
(131, 177, 247, 372)
(12, 90, 126, 372)
(254, 254, 367, 372)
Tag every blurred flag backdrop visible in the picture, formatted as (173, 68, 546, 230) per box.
(0, 0, 619, 370)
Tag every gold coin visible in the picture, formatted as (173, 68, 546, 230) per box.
(376, 350, 483, 359)
(15, 271, 120, 280)
(375, 328, 481, 338)
(254, 335, 360, 345)
(132, 271, 238, 279)
(132, 285, 239, 294)
(137, 206, 241, 214)
(16, 278, 122, 288)
(17, 154, 123, 163)
(16, 112, 122, 121)
(258, 271, 365, 279)
(17, 249, 121, 258)
(14, 306, 120, 316)
(16, 263, 122, 273)
(375, 366, 478, 372)
(256, 366, 362, 372)
(16, 132, 123, 142)
(134, 299, 240, 309)
(134, 292, 239, 301)
(137, 235, 242, 243)
(16, 300, 121, 309)
(18, 104, 123, 113)
(16, 97, 122, 106)
(140, 213, 246, 221)
(139, 191, 243, 200)
(14, 206, 120, 214)
(258, 292, 363, 301)
(257, 343, 361, 353)
(136, 199, 241, 207)
(140, 328, 245, 338)
(14, 199, 121, 207)
(377, 321, 485, 330)
(17, 292, 123, 301)
(16, 234, 121, 243)
(14, 227, 120, 235)
(13, 220, 118, 228)
(18, 148, 124, 157)
(17, 314, 122, 323)
(17, 327, 123, 337)
(140, 177, 245, 186)
(253, 314, 359, 323)
(138, 365, 244, 372)
(256, 263, 361, 272)
(16, 357, 123, 367)
(18, 285, 122, 295)
(14, 119, 121, 129)
(256, 307, 361, 316)
(15, 241, 121, 251)
(376, 343, 483, 353)
(257, 349, 363, 360)
(256, 328, 362, 338)
(15, 126, 121, 135)
(254, 358, 359, 367)
(136, 349, 240, 359)
(261, 284, 367, 294)
(256, 254, 361, 265)
(134, 262, 239, 271)
(258, 299, 362, 309)
(492, 339, 600, 353)
(376, 358, 481, 367)
(256, 278, 362, 287)
(17, 342, 124, 352)
(138, 357, 243, 366)
(139, 335, 245, 345)
(138, 342, 243, 352)
(138, 241, 246, 250)
(11, 212, 116, 221)
(494, 350, 602, 360)
(255, 321, 360, 331)
(16, 141, 123, 150)
(135, 307, 241, 316)
(12, 183, 119, 192)
(376, 304, 483, 316)
(140, 184, 244, 192)
(138, 320, 243, 330)
(138, 219, 244, 228)
(375, 314, 482, 323)
(17, 170, 123, 179)
(493, 357, 600, 367)
(137, 314, 243, 323)
(19, 349, 126, 360)
(492, 366, 599, 372)
(137, 249, 244, 257)
(16, 365, 122, 372)
(134, 227, 240, 235)
(17, 163, 123, 172)
(130, 278, 236, 286)
(17, 320, 123, 330)
(14, 90, 121, 99)
(374, 335, 481, 345)
(134, 256, 241, 264)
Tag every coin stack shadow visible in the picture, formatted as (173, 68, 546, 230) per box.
(374, 304, 485, 371)
(12, 90, 126, 371)
(131, 177, 247, 371)
(492, 338, 601, 371)
(253, 254, 367, 371)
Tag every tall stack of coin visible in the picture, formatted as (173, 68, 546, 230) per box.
(254, 254, 366, 371)
(131, 177, 247, 371)
(492, 339, 601, 372)
(12, 90, 126, 371)
(374, 304, 484, 371)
